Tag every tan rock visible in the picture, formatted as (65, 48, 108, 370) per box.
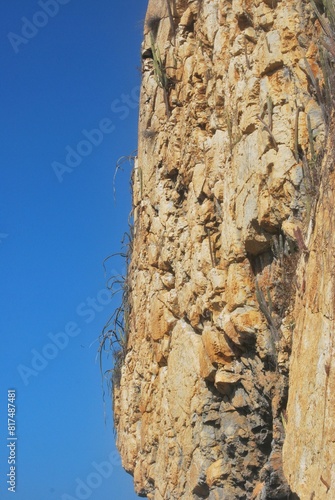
(215, 368, 242, 395)
(256, 31, 283, 76)
(283, 140, 335, 498)
(199, 346, 216, 381)
(179, 7, 193, 28)
(226, 261, 254, 310)
(192, 163, 207, 199)
(202, 325, 236, 363)
(113, 0, 329, 498)
(231, 308, 264, 337)
(149, 293, 177, 340)
(206, 459, 231, 487)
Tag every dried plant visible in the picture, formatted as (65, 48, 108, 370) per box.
(267, 95, 273, 131)
(309, 0, 335, 120)
(146, 15, 161, 39)
(257, 115, 278, 151)
(99, 227, 133, 401)
(113, 150, 137, 201)
(205, 226, 217, 267)
(307, 113, 317, 168)
(294, 106, 301, 162)
(255, 278, 278, 367)
(225, 110, 242, 154)
(244, 36, 251, 69)
(255, 279, 280, 341)
(142, 128, 157, 139)
(303, 57, 327, 122)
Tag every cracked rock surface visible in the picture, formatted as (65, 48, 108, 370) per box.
(113, 0, 334, 498)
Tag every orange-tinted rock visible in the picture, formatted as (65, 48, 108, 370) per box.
(112, 0, 330, 498)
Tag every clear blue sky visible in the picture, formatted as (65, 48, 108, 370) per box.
(0, 1, 147, 499)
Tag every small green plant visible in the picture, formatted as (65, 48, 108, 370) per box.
(150, 32, 171, 117)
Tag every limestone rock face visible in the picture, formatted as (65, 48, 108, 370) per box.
(283, 123, 335, 499)
(113, 0, 333, 498)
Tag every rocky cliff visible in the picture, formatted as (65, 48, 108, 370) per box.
(113, 0, 335, 498)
